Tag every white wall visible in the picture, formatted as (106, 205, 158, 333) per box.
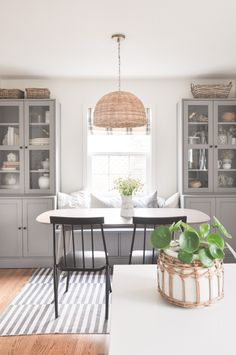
(1, 78, 235, 197)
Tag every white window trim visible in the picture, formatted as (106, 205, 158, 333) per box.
(82, 104, 157, 193)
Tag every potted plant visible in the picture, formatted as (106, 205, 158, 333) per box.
(151, 217, 236, 308)
(114, 177, 142, 217)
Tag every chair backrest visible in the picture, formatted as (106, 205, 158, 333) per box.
(129, 216, 187, 264)
(50, 216, 108, 270)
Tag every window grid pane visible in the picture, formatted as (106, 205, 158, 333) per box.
(91, 154, 147, 192)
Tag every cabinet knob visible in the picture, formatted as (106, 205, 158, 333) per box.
(18, 227, 21, 230)
(25, 146, 28, 149)
(209, 145, 213, 148)
(19, 146, 23, 149)
(23, 227, 27, 230)
(215, 145, 218, 148)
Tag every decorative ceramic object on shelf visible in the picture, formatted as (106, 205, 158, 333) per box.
(151, 217, 236, 308)
(188, 136, 200, 144)
(7, 152, 17, 162)
(45, 111, 50, 123)
(222, 112, 236, 122)
(41, 158, 50, 170)
(38, 173, 50, 189)
(4, 173, 17, 185)
(218, 174, 234, 187)
(218, 127, 228, 145)
(190, 180, 202, 188)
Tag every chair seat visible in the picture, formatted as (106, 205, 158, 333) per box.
(58, 250, 107, 269)
(131, 250, 158, 264)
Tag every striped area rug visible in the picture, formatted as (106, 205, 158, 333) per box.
(0, 268, 110, 336)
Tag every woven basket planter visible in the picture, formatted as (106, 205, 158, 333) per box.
(0, 89, 24, 99)
(191, 82, 232, 98)
(26, 88, 50, 99)
(158, 249, 224, 308)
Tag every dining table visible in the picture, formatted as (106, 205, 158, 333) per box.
(36, 207, 210, 226)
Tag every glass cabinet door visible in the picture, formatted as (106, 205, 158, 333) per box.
(24, 101, 55, 194)
(184, 101, 213, 192)
(214, 101, 236, 192)
(0, 102, 24, 193)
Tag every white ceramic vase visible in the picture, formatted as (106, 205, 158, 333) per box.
(38, 174, 50, 189)
(120, 195, 134, 218)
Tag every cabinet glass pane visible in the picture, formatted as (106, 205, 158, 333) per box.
(188, 148, 208, 188)
(29, 106, 50, 146)
(217, 105, 236, 146)
(0, 106, 20, 146)
(29, 150, 50, 190)
(187, 105, 208, 144)
(217, 149, 236, 188)
(0, 150, 21, 190)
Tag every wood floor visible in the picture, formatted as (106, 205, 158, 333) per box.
(0, 269, 109, 355)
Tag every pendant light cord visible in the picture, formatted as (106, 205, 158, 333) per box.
(118, 38, 121, 92)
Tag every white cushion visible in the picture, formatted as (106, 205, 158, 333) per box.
(157, 192, 180, 208)
(91, 191, 158, 208)
(133, 191, 158, 208)
(90, 193, 121, 208)
(57, 190, 90, 209)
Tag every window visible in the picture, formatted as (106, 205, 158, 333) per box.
(86, 108, 152, 193)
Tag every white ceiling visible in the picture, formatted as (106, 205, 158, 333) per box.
(1, 0, 236, 79)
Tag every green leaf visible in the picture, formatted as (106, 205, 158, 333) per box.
(180, 222, 199, 236)
(178, 250, 193, 264)
(179, 231, 200, 253)
(151, 226, 171, 249)
(199, 224, 210, 238)
(207, 233, 225, 249)
(226, 242, 236, 260)
(169, 220, 183, 233)
(209, 244, 225, 260)
(199, 248, 214, 267)
(213, 216, 232, 239)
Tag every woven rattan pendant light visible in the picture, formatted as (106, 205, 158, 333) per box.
(93, 34, 147, 128)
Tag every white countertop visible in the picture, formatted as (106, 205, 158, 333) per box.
(109, 264, 236, 355)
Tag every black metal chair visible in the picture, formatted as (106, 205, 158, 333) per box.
(129, 216, 187, 264)
(50, 216, 111, 320)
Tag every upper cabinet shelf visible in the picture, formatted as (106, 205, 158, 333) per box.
(0, 100, 56, 195)
(181, 99, 236, 194)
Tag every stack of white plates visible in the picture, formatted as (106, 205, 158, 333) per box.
(29, 138, 49, 145)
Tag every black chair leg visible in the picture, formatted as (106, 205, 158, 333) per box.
(105, 265, 110, 320)
(109, 267, 112, 293)
(53, 266, 59, 318)
(65, 271, 70, 293)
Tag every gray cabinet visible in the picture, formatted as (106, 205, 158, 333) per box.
(22, 198, 54, 257)
(0, 199, 22, 257)
(183, 196, 215, 220)
(0, 99, 59, 267)
(0, 100, 56, 195)
(181, 99, 236, 194)
(0, 197, 55, 267)
(215, 197, 236, 250)
(182, 196, 236, 250)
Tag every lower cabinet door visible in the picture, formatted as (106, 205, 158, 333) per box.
(215, 197, 236, 250)
(0, 199, 22, 257)
(183, 197, 215, 221)
(22, 198, 54, 257)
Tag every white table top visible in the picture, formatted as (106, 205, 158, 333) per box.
(36, 208, 209, 227)
(109, 264, 236, 355)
